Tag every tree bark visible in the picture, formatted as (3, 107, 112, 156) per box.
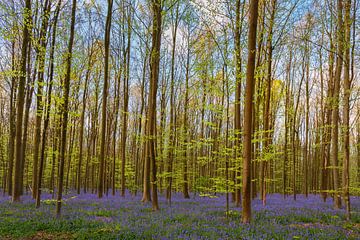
(36, 0, 61, 207)
(56, 0, 76, 217)
(242, 0, 259, 224)
(98, 0, 113, 199)
(331, 0, 344, 209)
(33, 0, 51, 199)
(342, 0, 351, 220)
(147, 0, 162, 211)
(121, 6, 131, 197)
(12, 0, 31, 202)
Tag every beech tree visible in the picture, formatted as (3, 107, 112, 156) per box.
(56, 0, 77, 217)
(242, 0, 259, 224)
(0, 0, 358, 224)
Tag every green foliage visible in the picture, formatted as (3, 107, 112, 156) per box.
(125, 162, 137, 194)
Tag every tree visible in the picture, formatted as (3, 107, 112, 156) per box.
(233, 0, 245, 207)
(56, 0, 77, 217)
(261, 0, 276, 205)
(331, 0, 344, 210)
(242, 0, 259, 224)
(144, 0, 163, 211)
(12, 0, 31, 202)
(98, 0, 113, 199)
(121, 4, 132, 197)
(36, 0, 62, 208)
(166, 0, 180, 202)
(32, 0, 51, 200)
(342, 0, 352, 220)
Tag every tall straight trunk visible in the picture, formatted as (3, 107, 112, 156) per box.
(283, 48, 292, 198)
(292, 58, 304, 201)
(166, 3, 180, 202)
(32, 0, 51, 199)
(242, 0, 259, 224)
(323, 32, 335, 202)
(200, 77, 206, 179)
(121, 7, 131, 197)
(342, 0, 351, 220)
(252, 3, 265, 200)
(146, 0, 162, 211)
(351, 0, 358, 192)
(77, 48, 91, 194)
(50, 120, 60, 198)
(136, 42, 148, 194)
(7, 40, 16, 196)
(112, 65, 121, 196)
(98, 0, 113, 199)
(36, 0, 61, 208)
(261, 0, 276, 205)
(84, 125, 92, 193)
(234, 0, 245, 207)
(12, 0, 31, 202)
(65, 122, 76, 192)
(223, 31, 230, 214)
(331, 0, 344, 209)
(304, 38, 310, 198)
(20, 64, 34, 195)
(141, 122, 151, 202)
(158, 70, 167, 193)
(56, 0, 76, 217)
(183, 48, 190, 200)
(319, 30, 329, 201)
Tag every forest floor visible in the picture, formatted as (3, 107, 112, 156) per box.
(0, 192, 359, 239)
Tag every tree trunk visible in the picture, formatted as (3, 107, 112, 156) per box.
(98, 0, 113, 199)
(331, 0, 344, 209)
(12, 0, 31, 202)
(147, 0, 162, 211)
(32, 0, 51, 199)
(242, 0, 259, 224)
(234, 0, 245, 207)
(261, 0, 276, 205)
(342, 0, 351, 220)
(36, 0, 61, 207)
(121, 7, 131, 197)
(56, 0, 76, 217)
(7, 40, 16, 196)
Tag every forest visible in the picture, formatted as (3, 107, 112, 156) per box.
(0, 0, 359, 239)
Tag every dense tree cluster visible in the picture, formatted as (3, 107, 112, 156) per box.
(0, 0, 358, 222)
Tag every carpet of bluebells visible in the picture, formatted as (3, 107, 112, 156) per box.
(0, 191, 359, 239)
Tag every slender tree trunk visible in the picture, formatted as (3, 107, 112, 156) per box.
(147, 0, 162, 211)
(234, 0, 245, 207)
(32, 0, 51, 199)
(121, 7, 131, 197)
(331, 0, 344, 209)
(304, 36, 310, 198)
(342, 0, 351, 220)
(98, 0, 113, 199)
(261, 0, 276, 205)
(77, 49, 91, 195)
(7, 40, 16, 196)
(292, 59, 304, 201)
(12, 0, 31, 202)
(319, 31, 329, 202)
(166, 4, 180, 202)
(36, 0, 61, 207)
(136, 43, 148, 195)
(56, 0, 76, 217)
(283, 48, 292, 198)
(242, 0, 259, 224)
(183, 55, 190, 199)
